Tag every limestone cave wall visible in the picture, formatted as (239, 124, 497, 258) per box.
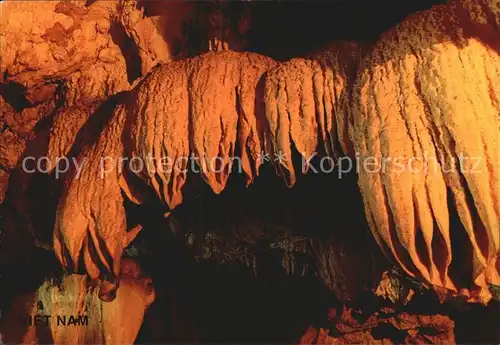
(0, 1, 499, 344)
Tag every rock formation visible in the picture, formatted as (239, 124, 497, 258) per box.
(351, 0, 500, 302)
(1, 258, 154, 344)
(0, 0, 499, 343)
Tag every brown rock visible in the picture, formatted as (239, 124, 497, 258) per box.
(351, 0, 500, 300)
(0, 168, 10, 203)
(0, 128, 26, 170)
(4, 99, 57, 137)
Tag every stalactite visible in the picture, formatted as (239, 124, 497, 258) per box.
(263, 42, 366, 186)
(351, 0, 500, 302)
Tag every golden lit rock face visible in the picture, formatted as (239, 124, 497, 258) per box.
(0, 1, 126, 90)
(0, 0, 252, 214)
(52, 0, 500, 303)
(101, 259, 155, 345)
(53, 99, 131, 300)
(129, 52, 277, 202)
(52, 49, 362, 296)
(53, 52, 276, 296)
(264, 41, 365, 186)
(1, 6, 500, 344)
(0, 0, 198, 93)
(46, 105, 97, 170)
(118, 0, 196, 75)
(0, 259, 154, 345)
(351, 0, 500, 300)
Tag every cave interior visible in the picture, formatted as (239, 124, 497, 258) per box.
(1, 0, 500, 344)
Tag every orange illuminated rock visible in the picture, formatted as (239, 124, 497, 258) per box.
(0, 128, 27, 170)
(0, 1, 124, 89)
(118, 0, 196, 75)
(263, 41, 366, 186)
(351, 0, 500, 301)
(1, 0, 499, 320)
(53, 98, 132, 300)
(0, 258, 155, 345)
(300, 311, 455, 345)
(53, 52, 277, 298)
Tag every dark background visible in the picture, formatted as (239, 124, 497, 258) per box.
(245, 0, 447, 59)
